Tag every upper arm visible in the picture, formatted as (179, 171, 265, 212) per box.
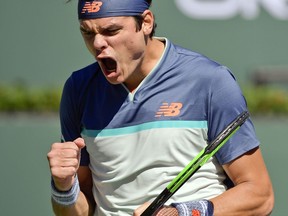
(223, 147, 271, 187)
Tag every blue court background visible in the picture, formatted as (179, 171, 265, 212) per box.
(0, 0, 287, 215)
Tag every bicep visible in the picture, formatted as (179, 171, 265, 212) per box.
(223, 147, 270, 187)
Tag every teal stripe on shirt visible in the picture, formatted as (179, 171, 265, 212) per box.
(82, 120, 207, 137)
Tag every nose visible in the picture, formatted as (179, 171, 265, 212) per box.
(93, 34, 108, 51)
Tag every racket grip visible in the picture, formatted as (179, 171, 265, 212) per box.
(141, 188, 172, 216)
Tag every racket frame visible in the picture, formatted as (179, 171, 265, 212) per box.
(141, 111, 250, 216)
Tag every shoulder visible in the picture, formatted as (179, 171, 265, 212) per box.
(69, 62, 101, 87)
(63, 62, 102, 97)
(165, 39, 231, 76)
(60, 62, 102, 118)
(171, 41, 237, 87)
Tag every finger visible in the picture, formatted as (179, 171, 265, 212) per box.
(47, 148, 80, 180)
(133, 202, 151, 216)
(73, 137, 86, 149)
(50, 141, 79, 151)
(47, 148, 78, 161)
(50, 166, 78, 180)
(48, 138, 85, 159)
(49, 157, 79, 168)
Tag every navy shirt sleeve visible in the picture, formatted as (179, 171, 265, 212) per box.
(207, 66, 259, 165)
(60, 74, 90, 166)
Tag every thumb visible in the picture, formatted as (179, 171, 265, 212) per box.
(73, 137, 86, 149)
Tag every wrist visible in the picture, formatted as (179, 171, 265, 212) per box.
(51, 175, 80, 206)
(52, 175, 76, 192)
(172, 199, 214, 216)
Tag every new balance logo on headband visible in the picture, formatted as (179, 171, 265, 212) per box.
(81, 1, 103, 14)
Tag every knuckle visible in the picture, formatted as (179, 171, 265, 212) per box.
(50, 166, 76, 179)
(71, 158, 80, 167)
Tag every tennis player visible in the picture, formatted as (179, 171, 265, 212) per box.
(47, 0, 274, 215)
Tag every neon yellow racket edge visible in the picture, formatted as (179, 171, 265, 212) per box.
(141, 111, 250, 216)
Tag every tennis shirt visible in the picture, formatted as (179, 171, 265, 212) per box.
(60, 38, 259, 215)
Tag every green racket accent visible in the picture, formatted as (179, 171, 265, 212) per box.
(167, 126, 240, 193)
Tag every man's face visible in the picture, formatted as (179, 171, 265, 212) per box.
(79, 16, 147, 86)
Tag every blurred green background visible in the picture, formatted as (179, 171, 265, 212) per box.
(0, 0, 287, 215)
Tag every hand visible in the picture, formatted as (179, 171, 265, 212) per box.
(133, 203, 178, 216)
(47, 138, 85, 191)
(154, 206, 178, 216)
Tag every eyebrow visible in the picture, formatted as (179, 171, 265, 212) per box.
(80, 23, 122, 34)
(79, 26, 89, 32)
(99, 23, 123, 31)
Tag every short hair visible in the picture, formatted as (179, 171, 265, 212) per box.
(146, 0, 152, 5)
(130, 0, 156, 38)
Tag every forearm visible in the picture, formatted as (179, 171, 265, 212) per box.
(52, 191, 94, 216)
(169, 182, 272, 216)
(211, 181, 273, 216)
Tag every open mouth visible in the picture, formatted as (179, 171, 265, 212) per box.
(101, 57, 117, 73)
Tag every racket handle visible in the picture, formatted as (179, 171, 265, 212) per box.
(141, 188, 172, 216)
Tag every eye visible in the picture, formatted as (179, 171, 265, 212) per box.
(80, 27, 95, 37)
(102, 27, 121, 36)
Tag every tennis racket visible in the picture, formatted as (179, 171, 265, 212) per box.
(141, 111, 250, 216)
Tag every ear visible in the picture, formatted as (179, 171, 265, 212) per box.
(142, 10, 154, 36)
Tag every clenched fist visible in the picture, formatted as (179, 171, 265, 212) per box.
(47, 138, 85, 191)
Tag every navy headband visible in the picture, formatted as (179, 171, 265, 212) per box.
(78, 0, 150, 19)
